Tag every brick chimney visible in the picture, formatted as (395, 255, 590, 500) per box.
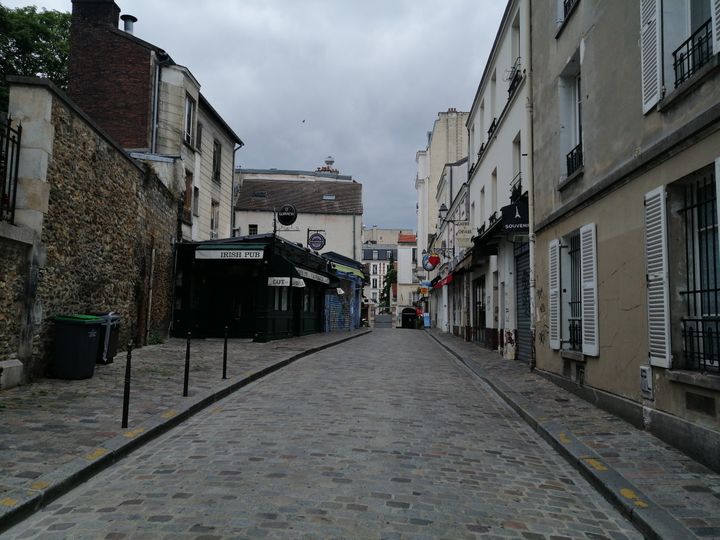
(70, 0, 120, 28)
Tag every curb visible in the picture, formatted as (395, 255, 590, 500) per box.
(0, 330, 372, 534)
(426, 330, 694, 540)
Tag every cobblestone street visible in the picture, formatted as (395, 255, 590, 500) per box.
(6, 329, 641, 539)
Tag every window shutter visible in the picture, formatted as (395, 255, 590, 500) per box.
(580, 223, 599, 356)
(644, 186, 671, 368)
(713, 0, 720, 54)
(717, 158, 720, 255)
(549, 239, 561, 350)
(640, 0, 662, 114)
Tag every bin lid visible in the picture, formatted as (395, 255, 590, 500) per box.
(53, 314, 103, 324)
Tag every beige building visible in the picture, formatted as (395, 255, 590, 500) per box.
(532, 0, 720, 471)
(234, 163, 363, 261)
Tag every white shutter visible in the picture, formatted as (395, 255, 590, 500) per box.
(712, 0, 720, 54)
(580, 224, 599, 356)
(549, 239, 561, 350)
(640, 0, 662, 114)
(645, 186, 671, 367)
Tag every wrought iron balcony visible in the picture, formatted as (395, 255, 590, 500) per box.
(477, 142, 486, 160)
(507, 58, 522, 99)
(682, 318, 720, 374)
(1, 117, 21, 225)
(566, 142, 583, 177)
(510, 171, 522, 202)
(673, 18, 713, 88)
(568, 317, 582, 352)
(487, 118, 497, 138)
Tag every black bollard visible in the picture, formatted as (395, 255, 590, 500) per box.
(222, 325, 228, 380)
(183, 331, 191, 397)
(121, 341, 132, 428)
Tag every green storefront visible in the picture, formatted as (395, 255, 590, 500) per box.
(172, 234, 331, 341)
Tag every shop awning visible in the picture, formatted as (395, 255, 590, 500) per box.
(433, 273, 454, 289)
(267, 276, 306, 288)
(295, 266, 330, 284)
(452, 250, 473, 274)
(330, 262, 365, 280)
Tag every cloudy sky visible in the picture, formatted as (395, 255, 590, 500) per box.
(5, 0, 505, 229)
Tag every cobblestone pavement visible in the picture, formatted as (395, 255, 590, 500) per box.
(428, 329, 720, 539)
(0, 330, 368, 504)
(6, 329, 641, 539)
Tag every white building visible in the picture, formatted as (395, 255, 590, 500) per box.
(233, 161, 363, 261)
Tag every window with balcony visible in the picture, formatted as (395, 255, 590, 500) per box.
(212, 139, 222, 183)
(559, 49, 583, 180)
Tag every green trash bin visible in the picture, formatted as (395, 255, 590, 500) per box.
(51, 315, 103, 379)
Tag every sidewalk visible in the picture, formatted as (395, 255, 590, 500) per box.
(427, 328, 720, 540)
(0, 329, 371, 532)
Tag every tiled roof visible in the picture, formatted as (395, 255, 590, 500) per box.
(236, 179, 363, 215)
(398, 234, 417, 244)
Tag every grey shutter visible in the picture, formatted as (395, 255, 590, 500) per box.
(645, 186, 671, 368)
(640, 0, 662, 114)
(580, 223, 599, 356)
(549, 239, 561, 350)
(712, 0, 720, 54)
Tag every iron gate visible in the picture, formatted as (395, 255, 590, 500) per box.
(1, 116, 22, 224)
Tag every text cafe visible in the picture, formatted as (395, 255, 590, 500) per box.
(172, 233, 332, 341)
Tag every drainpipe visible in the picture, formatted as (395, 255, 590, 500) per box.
(525, 0, 537, 370)
(231, 144, 243, 236)
(151, 62, 161, 153)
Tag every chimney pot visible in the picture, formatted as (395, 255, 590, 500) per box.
(120, 14, 137, 33)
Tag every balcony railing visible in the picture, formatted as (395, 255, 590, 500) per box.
(568, 317, 582, 352)
(510, 171, 522, 202)
(507, 58, 522, 99)
(563, 0, 580, 19)
(1, 116, 22, 225)
(487, 118, 497, 138)
(566, 142, 583, 177)
(477, 142, 486, 160)
(682, 318, 720, 373)
(673, 18, 713, 88)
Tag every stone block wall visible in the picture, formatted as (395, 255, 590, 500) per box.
(4, 78, 178, 380)
(0, 236, 29, 363)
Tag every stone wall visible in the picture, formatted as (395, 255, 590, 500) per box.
(4, 78, 178, 380)
(0, 236, 29, 362)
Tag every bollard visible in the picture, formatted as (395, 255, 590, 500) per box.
(121, 341, 132, 428)
(183, 331, 191, 397)
(222, 325, 228, 380)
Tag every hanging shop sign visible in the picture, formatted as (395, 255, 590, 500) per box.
(501, 197, 529, 234)
(455, 223, 474, 248)
(195, 249, 264, 260)
(308, 232, 326, 250)
(277, 204, 298, 226)
(423, 253, 441, 271)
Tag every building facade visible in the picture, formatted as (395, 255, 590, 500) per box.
(532, 0, 720, 470)
(234, 164, 363, 261)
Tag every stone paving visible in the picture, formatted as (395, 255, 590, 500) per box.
(5, 329, 641, 539)
(428, 329, 720, 539)
(0, 330, 368, 507)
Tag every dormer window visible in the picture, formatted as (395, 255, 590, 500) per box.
(252, 191, 268, 198)
(322, 194, 336, 200)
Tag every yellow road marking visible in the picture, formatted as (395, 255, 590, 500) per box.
(29, 481, 49, 490)
(0, 498, 18, 508)
(620, 488, 649, 508)
(161, 409, 178, 419)
(583, 457, 608, 471)
(558, 432, 571, 444)
(84, 448, 109, 461)
(123, 427, 146, 438)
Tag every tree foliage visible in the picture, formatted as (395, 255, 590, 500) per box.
(379, 253, 397, 312)
(0, 5, 70, 111)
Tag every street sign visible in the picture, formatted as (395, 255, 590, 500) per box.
(308, 232, 326, 250)
(277, 204, 297, 226)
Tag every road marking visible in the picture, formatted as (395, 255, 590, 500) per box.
(29, 481, 49, 490)
(0, 498, 18, 508)
(161, 409, 178, 419)
(123, 427, 146, 438)
(620, 487, 649, 508)
(583, 457, 608, 471)
(84, 448, 109, 461)
(558, 432, 571, 444)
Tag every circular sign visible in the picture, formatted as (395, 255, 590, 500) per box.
(422, 254, 436, 271)
(308, 232, 326, 250)
(277, 204, 297, 226)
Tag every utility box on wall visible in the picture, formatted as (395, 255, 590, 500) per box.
(640, 365, 653, 399)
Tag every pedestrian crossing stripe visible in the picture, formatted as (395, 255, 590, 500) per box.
(84, 448, 109, 461)
(0, 498, 18, 507)
(123, 427, 146, 438)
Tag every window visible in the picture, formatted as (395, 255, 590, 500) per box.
(249, 224, 258, 236)
(559, 50, 583, 178)
(646, 160, 720, 372)
(372, 278, 378, 288)
(372, 250, 378, 260)
(274, 287, 289, 311)
(641, 0, 719, 112)
(322, 194, 336, 200)
(212, 139, 222, 183)
(210, 200, 220, 239)
(548, 223, 598, 356)
(183, 95, 196, 145)
(372, 264, 377, 275)
(387, 250, 392, 259)
(192, 186, 200, 217)
(372, 291, 378, 301)
(196, 122, 203, 152)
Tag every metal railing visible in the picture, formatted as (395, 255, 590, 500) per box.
(510, 171, 522, 202)
(566, 142, 583, 177)
(673, 18, 713, 88)
(568, 317, 583, 351)
(507, 58, 522, 98)
(487, 118, 497, 138)
(1, 116, 21, 225)
(563, 0, 579, 19)
(682, 319, 720, 373)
